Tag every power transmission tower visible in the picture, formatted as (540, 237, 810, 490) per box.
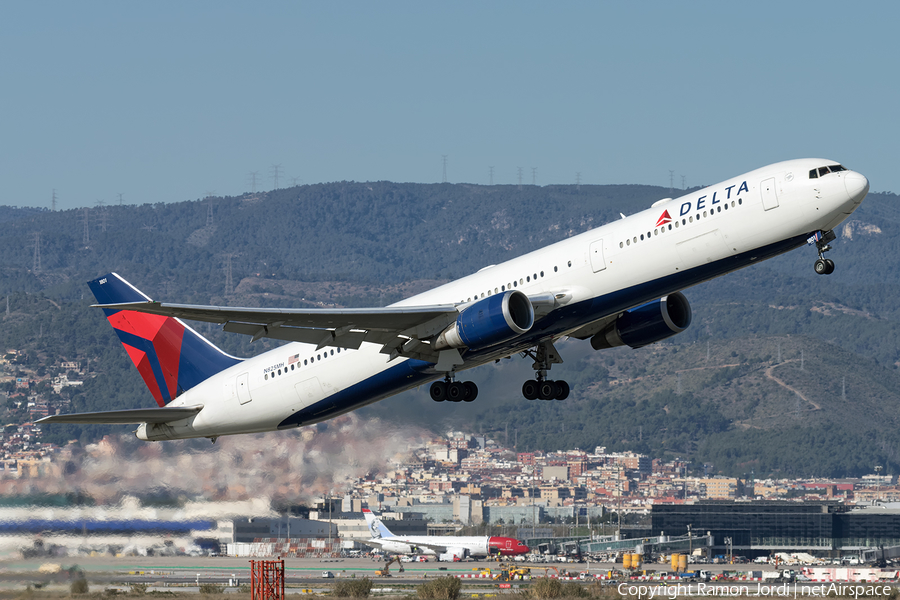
(441, 155, 448, 183)
(669, 170, 675, 195)
(96, 200, 107, 232)
(117, 193, 124, 206)
(222, 253, 236, 297)
(270, 164, 282, 190)
(31, 232, 41, 273)
(517, 167, 523, 190)
(681, 175, 686, 190)
(576, 172, 582, 191)
(531, 167, 537, 185)
(248, 171, 260, 193)
(290, 177, 302, 186)
(51, 189, 57, 211)
(489, 166, 494, 185)
(206, 193, 215, 227)
(82, 208, 90, 246)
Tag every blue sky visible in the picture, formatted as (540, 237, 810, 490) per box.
(2, 1, 898, 210)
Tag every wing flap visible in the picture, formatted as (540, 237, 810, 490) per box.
(96, 300, 460, 358)
(36, 405, 203, 425)
(95, 301, 458, 332)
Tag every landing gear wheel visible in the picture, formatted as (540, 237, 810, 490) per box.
(522, 380, 539, 400)
(538, 380, 558, 400)
(463, 381, 478, 402)
(825, 259, 835, 274)
(448, 381, 466, 402)
(814, 259, 829, 275)
(430, 381, 447, 402)
(555, 380, 570, 400)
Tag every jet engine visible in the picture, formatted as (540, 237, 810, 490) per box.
(434, 290, 534, 352)
(590, 292, 691, 350)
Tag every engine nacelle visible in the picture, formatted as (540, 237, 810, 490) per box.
(590, 292, 692, 350)
(434, 290, 534, 352)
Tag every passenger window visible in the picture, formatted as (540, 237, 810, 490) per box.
(640, 234, 644, 241)
(265, 374, 268, 380)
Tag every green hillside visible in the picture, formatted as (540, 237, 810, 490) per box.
(1, 182, 897, 477)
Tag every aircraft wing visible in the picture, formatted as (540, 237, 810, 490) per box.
(95, 300, 463, 362)
(36, 406, 203, 425)
(97, 292, 566, 363)
(402, 540, 452, 554)
(362, 538, 451, 554)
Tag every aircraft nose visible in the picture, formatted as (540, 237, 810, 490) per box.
(844, 171, 869, 204)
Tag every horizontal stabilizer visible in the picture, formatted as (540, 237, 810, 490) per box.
(36, 405, 203, 425)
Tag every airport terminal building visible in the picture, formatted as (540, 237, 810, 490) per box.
(650, 501, 900, 557)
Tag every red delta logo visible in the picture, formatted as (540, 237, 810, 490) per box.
(656, 210, 672, 227)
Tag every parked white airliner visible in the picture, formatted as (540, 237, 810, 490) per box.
(362, 509, 528, 560)
(39, 159, 869, 441)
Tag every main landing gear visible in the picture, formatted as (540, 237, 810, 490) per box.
(811, 230, 836, 275)
(430, 376, 478, 402)
(521, 340, 570, 401)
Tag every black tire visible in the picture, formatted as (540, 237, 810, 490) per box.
(430, 381, 447, 402)
(463, 381, 478, 402)
(448, 381, 466, 402)
(522, 380, 539, 400)
(825, 259, 835, 274)
(555, 380, 570, 400)
(538, 380, 557, 400)
(814, 259, 828, 275)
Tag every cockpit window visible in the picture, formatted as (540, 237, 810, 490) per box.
(810, 164, 847, 179)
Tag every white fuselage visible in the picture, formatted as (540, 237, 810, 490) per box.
(142, 159, 867, 441)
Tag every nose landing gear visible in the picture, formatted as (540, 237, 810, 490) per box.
(809, 230, 836, 275)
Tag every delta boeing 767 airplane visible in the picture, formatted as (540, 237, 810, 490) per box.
(40, 159, 869, 442)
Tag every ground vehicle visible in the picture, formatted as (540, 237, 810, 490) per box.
(376, 557, 405, 577)
(321, 571, 334, 578)
(494, 563, 531, 582)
